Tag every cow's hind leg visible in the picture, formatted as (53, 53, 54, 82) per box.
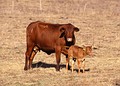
(24, 44, 34, 70)
(29, 46, 39, 69)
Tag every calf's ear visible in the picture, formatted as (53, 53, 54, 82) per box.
(59, 27, 65, 38)
(74, 27, 79, 32)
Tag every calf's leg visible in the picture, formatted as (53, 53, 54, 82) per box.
(71, 58, 75, 73)
(82, 59, 85, 73)
(77, 59, 81, 74)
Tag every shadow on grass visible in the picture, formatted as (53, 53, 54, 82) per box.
(32, 61, 90, 73)
(115, 79, 120, 86)
(75, 68, 90, 73)
(32, 61, 66, 69)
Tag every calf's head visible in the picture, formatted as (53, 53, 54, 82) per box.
(84, 46, 93, 56)
(59, 23, 79, 43)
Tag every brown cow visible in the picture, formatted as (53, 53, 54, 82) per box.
(24, 21, 79, 71)
(66, 45, 92, 73)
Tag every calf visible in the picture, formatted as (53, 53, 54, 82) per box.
(66, 45, 92, 73)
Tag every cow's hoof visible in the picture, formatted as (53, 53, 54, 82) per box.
(24, 67, 28, 71)
(56, 68, 60, 71)
(56, 65, 60, 71)
(56, 67, 60, 71)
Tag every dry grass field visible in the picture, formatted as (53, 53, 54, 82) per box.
(0, 0, 120, 86)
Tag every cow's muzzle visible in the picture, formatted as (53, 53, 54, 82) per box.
(67, 38, 72, 42)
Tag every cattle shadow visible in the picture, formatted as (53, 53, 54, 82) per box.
(32, 61, 66, 69)
(73, 68, 90, 73)
(32, 61, 90, 73)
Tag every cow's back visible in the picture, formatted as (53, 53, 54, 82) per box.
(26, 21, 65, 52)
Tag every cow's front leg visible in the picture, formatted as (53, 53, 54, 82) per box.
(66, 55, 71, 70)
(66, 56, 69, 72)
(55, 46, 61, 71)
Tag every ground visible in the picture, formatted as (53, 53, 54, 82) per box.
(0, 0, 120, 86)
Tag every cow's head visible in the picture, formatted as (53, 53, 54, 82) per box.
(59, 23, 79, 43)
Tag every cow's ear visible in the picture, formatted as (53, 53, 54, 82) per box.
(59, 27, 65, 38)
(60, 27, 65, 33)
(74, 27, 79, 32)
(60, 31, 65, 38)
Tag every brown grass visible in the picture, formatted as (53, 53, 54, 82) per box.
(0, 0, 120, 86)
